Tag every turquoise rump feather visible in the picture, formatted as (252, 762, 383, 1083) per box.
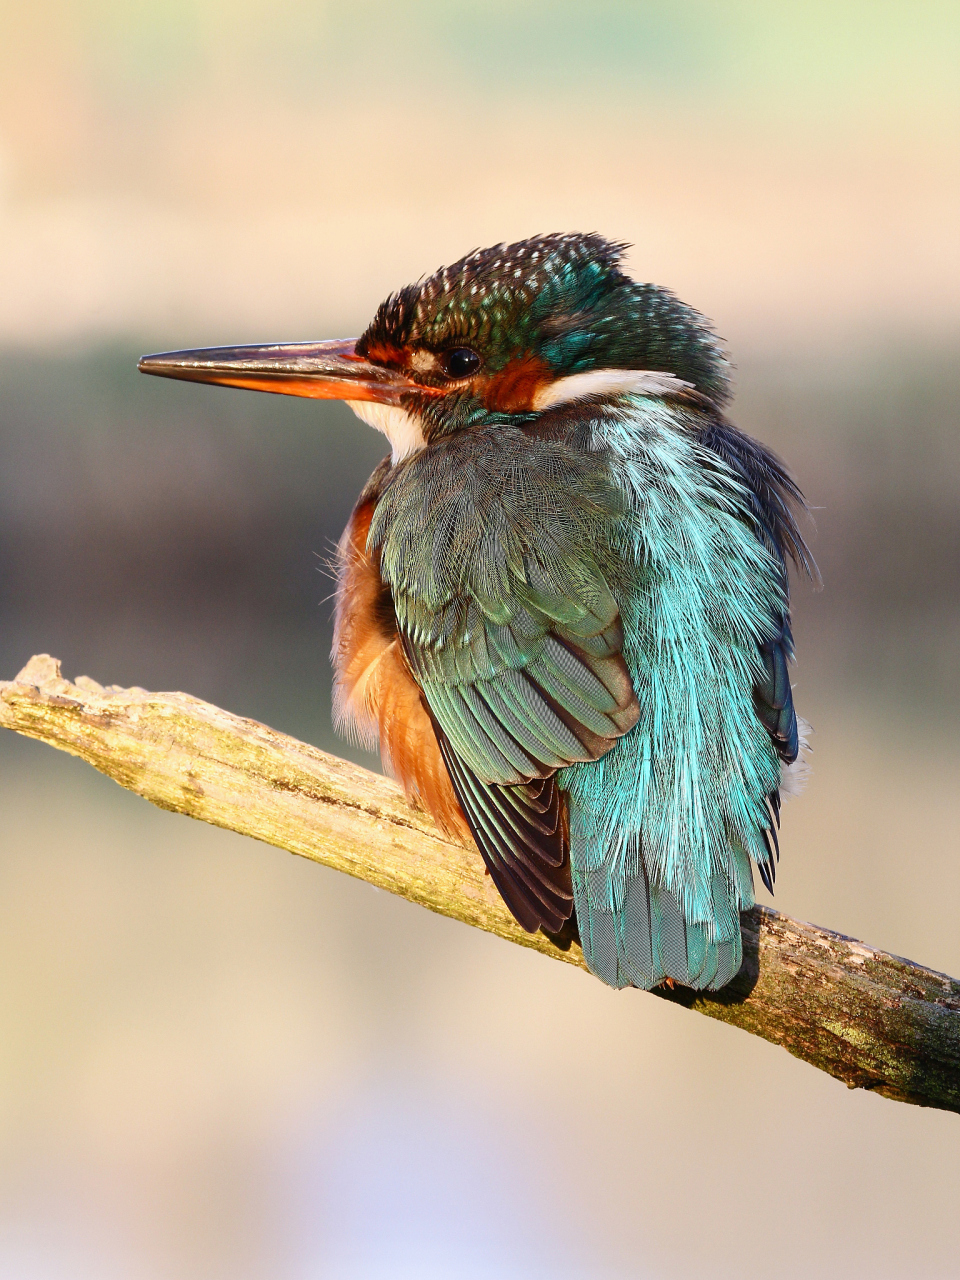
(138, 232, 813, 992)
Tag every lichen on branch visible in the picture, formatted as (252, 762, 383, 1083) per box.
(2, 654, 958, 1115)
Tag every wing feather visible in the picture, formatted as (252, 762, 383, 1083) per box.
(437, 730, 573, 934)
(372, 426, 640, 933)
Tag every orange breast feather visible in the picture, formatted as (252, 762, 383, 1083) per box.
(332, 496, 469, 842)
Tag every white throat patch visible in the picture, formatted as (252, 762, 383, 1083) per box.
(346, 400, 426, 464)
(532, 368, 694, 412)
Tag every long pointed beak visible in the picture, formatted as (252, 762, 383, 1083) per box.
(138, 338, 417, 404)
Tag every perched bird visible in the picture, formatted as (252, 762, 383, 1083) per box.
(139, 233, 812, 991)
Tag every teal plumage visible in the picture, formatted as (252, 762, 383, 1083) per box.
(371, 389, 796, 988)
(560, 401, 788, 988)
(356, 234, 811, 991)
(138, 231, 812, 992)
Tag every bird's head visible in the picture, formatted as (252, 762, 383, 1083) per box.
(139, 233, 729, 461)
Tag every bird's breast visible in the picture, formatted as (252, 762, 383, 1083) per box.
(332, 490, 469, 841)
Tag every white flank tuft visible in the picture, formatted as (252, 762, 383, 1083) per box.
(780, 716, 813, 799)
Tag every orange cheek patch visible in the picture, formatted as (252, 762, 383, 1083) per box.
(482, 353, 553, 413)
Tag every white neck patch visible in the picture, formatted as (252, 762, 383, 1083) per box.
(532, 368, 695, 412)
(346, 400, 426, 464)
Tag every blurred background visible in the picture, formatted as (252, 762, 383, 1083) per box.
(1, 2, 959, 1276)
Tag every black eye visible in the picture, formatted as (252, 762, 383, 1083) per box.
(440, 347, 481, 379)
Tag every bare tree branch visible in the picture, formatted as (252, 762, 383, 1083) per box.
(2, 654, 958, 1114)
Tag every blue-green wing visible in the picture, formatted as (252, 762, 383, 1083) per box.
(370, 427, 640, 933)
(398, 561, 640, 932)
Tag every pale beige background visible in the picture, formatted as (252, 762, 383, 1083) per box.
(0, 3, 958, 1277)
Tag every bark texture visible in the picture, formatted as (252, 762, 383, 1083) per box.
(2, 654, 958, 1114)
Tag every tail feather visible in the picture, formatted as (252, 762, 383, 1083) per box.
(582, 903, 621, 988)
(682, 908, 709, 984)
(657, 890, 689, 983)
(621, 873, 655, 984)
(713, 939, 739, 989)
(693, 934, 719, 989)
(572, 816, 745, 991)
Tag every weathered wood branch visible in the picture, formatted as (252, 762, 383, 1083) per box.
(1, 654, 958, 1114)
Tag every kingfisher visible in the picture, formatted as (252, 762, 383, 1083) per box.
(139, 233, 812, 991)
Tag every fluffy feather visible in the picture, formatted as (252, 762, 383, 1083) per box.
(332, 468, 468, 840)
(367, 395, 802, 986)
(556, 396, 790, 987)
(338, 232, 813, 990)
